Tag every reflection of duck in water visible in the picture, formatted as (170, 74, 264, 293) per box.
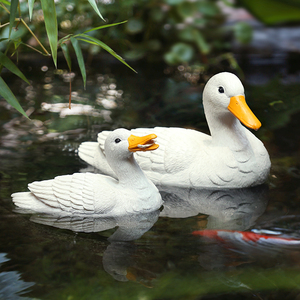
(159, 185, 268, 231)
(12, 129, 162, 216)
(78, 72, 270, 189)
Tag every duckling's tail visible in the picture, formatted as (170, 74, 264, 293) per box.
(11, 191, 50, 213)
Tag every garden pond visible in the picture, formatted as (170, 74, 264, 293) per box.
(0, 55, 300, 299)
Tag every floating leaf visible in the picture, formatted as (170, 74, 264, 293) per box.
(40, 0, 58, 67)
(0, 51, 30, 84)
(0, 76, 28, 118)
(77, 34, 136, 73)
(70, 37, 86, 88)
(9, 0, 19, 36)
(28, 0, 35, 21)
(87, 0, 104, 21)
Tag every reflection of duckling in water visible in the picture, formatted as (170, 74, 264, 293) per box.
(79, 72, 270, 189)
(103, 242, 157, 287)
(29, 208, 161, 286)
(12, 129, 162, 216)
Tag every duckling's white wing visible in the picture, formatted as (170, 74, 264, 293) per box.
(13, 173, 117, 215)
(78, 137, 116, 178)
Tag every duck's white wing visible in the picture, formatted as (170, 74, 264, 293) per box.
(197, 146, 238, 187)
(12, 173, 118, 215)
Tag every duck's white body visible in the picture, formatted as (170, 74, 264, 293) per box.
(78, 73, 271, 189)
(12, 129, 162, 216)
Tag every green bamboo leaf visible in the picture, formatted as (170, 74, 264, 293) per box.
(58, 34, 73, 45)
(9, 0, 19, 36)
(28, 0, 35, 21)
(77, 34, 137, 73)
(60, 43, 72, 71)
(88, 0, 105, 21)
(0, 0, 10, 5)
(70, 37, 86, 88)
(0, 51, 30, 84)
(81, 21, 127, 34)
(40, 0, 58, 67)
(0, 77, 28, 118)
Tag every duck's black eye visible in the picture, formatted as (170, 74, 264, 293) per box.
(218, 86, 224, 93)
(114, 138, 121, 144)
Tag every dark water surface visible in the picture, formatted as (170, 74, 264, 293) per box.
(1, 56, 300, 299)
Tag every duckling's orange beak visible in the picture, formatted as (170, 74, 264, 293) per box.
(228, 95, 261, 130)
(128, 134, 159, 152)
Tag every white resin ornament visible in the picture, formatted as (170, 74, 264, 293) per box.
(78, 72, 271, 189)
(12, 129, 162, 216)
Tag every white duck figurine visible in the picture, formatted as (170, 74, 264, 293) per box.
(12, 129, 162, 216)
(78, 72, 271, 189)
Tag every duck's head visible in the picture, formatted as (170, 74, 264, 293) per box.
(105, 128, 159, 160)
(203, 72, 261, 130)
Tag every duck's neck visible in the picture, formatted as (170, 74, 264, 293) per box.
(206, 109, 250, 151)
(109, 155, 151, 187)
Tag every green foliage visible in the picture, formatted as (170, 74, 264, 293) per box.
(91, 0, 229, 64)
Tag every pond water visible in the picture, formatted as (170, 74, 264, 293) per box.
(1, 55, 300, 300)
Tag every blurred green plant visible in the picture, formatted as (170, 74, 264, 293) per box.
(0, 0, 135, 117)
(237, 0, 300, 25)
(91, 0, 237, 65)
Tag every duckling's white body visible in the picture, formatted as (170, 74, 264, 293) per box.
(78, 73, 271, 189)
(12, 129, 162, 216)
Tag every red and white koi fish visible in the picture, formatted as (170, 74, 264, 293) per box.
(192, 230, 300, 248)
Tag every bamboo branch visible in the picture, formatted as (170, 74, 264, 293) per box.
(18, 18, 51, 56)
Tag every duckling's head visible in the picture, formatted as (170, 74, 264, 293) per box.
(203, 72, 261, 130)
(104, 129, 159, 161)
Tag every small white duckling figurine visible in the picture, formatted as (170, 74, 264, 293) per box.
(12, 129, 162, 216)
(78, 72, 271, 189)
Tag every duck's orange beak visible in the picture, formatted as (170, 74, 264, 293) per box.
(228, 95, 261, 130)
(128, 134, 159, 152)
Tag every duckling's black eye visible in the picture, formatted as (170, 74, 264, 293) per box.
(218, 86, 224, 93)
(114, 138, 121, 144)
